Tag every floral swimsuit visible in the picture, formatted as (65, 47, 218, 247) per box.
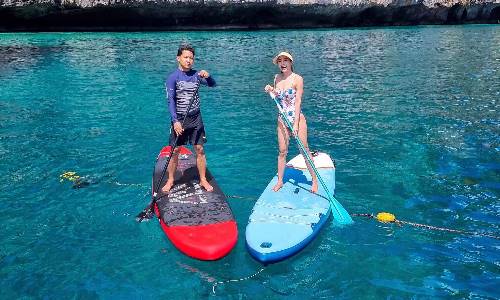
(275, 88, 297, 124)
(274, 74, 299, 124)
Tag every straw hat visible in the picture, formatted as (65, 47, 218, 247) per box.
(273, 51, 294, 64)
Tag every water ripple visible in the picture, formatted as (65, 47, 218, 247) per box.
(0, 27, 499, 299)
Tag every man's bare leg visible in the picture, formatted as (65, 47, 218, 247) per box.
(161, 149, 179, 193)
(194, 144, 213, 192)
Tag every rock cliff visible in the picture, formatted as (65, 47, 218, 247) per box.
(0, 0, 498, 31)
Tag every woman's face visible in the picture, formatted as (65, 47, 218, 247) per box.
(276, 56, 292, 73)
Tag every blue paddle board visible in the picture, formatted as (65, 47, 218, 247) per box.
(246, 151, 335, 264)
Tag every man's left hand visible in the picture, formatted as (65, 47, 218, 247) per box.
(198, 70, 210, 78)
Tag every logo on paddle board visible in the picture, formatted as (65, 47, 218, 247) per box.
(168, 182, 208, 204)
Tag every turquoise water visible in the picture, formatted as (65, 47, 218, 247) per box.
(1, 26, 499, 299)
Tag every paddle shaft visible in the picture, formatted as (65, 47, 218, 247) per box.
(270, 92, 352, 223)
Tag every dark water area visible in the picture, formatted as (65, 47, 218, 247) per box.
(0, 26, 499, 298)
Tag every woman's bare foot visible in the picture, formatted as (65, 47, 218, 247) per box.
(311, 180, 318, 193)
(272, 182, 284, 192)
(200, 179, 214, 192)
(161, 180, 174, 193)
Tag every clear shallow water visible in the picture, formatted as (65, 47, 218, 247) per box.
(0, 26, 499, 299)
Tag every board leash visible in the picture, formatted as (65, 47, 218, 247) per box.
(212, 267, 266, 294)
(352, 212, 500, 240)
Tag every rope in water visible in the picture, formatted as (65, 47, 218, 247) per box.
(212, 267, 266, 294)
(227, 194, 500, 240)
(226, 195, 500, 240)
(60, 173, 255, 196)
(60, 171, 149, 188)
(353, 212, 500, 240)
(59, 177, 499, 240)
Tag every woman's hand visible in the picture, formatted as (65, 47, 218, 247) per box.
(173, 121, 184, 136)
(264, 85, 274, 93)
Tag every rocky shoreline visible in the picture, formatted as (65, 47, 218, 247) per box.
(0, 2, 499, 32)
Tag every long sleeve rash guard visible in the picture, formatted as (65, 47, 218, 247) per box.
(165, 69, 216, 123)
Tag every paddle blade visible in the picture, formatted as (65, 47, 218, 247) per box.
(135, 202, 154, 222)
(329, 196, 354, 226)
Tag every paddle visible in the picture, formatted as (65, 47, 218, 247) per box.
(135, 79, 200, 222)
(269, 92, 353, 225)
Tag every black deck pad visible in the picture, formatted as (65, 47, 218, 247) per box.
(154, 153, 234, 227)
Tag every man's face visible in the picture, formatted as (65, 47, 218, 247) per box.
(177, 50, 194, 71)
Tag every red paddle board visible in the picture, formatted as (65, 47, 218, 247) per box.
(153, 146, 237, 260)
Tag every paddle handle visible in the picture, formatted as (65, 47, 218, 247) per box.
(269, 92, 353, 224)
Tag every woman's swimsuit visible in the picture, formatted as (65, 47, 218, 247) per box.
(275, 88, 297, 124)
(274, 74, 300, 124)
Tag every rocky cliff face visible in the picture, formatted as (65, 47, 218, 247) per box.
(1, 0, 499, 8)
(279, 0, 499, 6)
(0, 0, 499, 31)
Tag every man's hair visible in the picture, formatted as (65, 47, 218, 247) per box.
(177, 43, 195, 56)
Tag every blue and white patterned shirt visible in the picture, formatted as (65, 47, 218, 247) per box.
(165, 68, 216, 123)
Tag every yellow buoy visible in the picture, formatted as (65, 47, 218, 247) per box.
(60, 171, 81, 182)
(376, 212, 396, 223)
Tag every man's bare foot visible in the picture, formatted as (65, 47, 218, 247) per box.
(272, 182, 284, 192)
(311, 180, 318, 193)
(200, 179, 214, 192)
(161, 180, 174, 193)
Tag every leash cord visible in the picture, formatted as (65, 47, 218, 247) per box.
(212, 267, 266, 294)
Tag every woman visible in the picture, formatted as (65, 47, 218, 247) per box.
(264, 51, 318, 193)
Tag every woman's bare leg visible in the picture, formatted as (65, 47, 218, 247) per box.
(297, 114, 318, 193)
(273, 120, 289, 192)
